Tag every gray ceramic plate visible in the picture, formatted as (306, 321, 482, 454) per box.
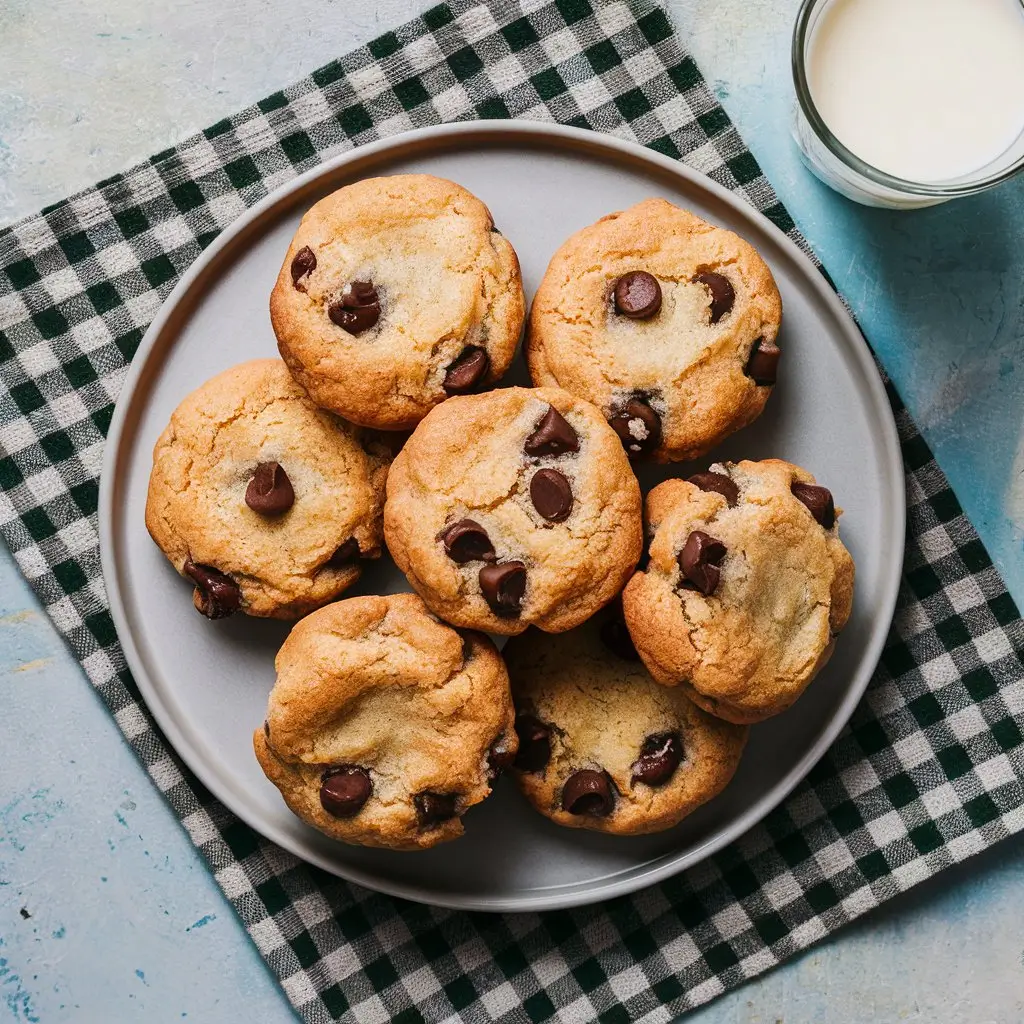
(99, 122, 904, 912)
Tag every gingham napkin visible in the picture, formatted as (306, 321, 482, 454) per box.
(2, 1, 1023, 1020)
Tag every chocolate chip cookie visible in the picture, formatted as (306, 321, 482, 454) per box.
(503, 606, 748, 835)
(145, 359, 390, 620)
(270, 174, 525, 430)
(384, 386, 643, 635)
(622, 459, 855, 723)
(253, 593, 516, 850)
(527, 199, 783, 462)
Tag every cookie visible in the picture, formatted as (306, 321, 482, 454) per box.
(622, 459, 855, 723)
(527, 198, 783, 463)
(270, 174, 525, 430)
(253, 593, 516, 850)
(145, 359, 390, 620)
(503, 606, 748, 835)
(384, 386, 643, 635)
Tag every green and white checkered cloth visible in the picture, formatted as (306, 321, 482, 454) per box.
(2, 0, 1023, 1020)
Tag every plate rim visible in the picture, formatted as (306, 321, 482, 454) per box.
(99, 119, 906, 912)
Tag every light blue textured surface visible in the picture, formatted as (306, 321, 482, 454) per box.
(1, 1, 1023, 1021)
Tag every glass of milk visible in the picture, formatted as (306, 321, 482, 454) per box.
(793, 0, 1024, 208)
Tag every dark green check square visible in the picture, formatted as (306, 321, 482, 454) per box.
(70, 480, 99, 516)
(907, 564, 943, 599)
(422, 4, 454, 30)
(532, 68, 567, 100)
(698, 108, 731, 137)
(92, 403, 114, 436)
(883, 772, 919, 808)
(858, 850, 890, 881)
(11, 380, 46, 415)
(960, 539, 989, 574)
(615, 87, 651, 121)
(115, 329, 143, 363)
(32, 306, 68, 340)
(394, 76, 429, 111)
(829, 800, 864, 835)
(586, 41, 621, 74)
(724, 864, 759, 900)
(556, 0, 591, 25)
(623, 927, 657, 961)
(503, 16, 539, 52)
(806, 880, 839, 914)
(335, 904, 372, 939)
(0, 457, 23, 491)
(728, 152, 762, 185)
(648, 135, 681, 159)
(653, 976, 683, 1003)
(290, 932, 319, 970)
(449, 46, 484, 81)
(197, 231, 220, 251)
(23, 507, 55, 542)
(41, 430, 74, 463)
(777, 831, 812, 868)
(115, 207, 149, 239)
(754, 912, 788, 946)
(704, 941, 739, 972)
(256, 877, 290, 916)
(392, 1010, 425, 1024)
(881, 640, 916, 678)
(669, 57, 701, 92)
(910, 821, 944, 855)
(204, 118, 233, 140)
(902, 434, 931, 471)
(150, 147, 176, 165)
(598, 1006, 630, 1024)
(935, 615, 971, 652)
(0, 329, 12, 362)
(524, 991, 556, 1023)
(60, 232, 96, 264)
(321, 985, 349, 1018)
(963, 668, 998, 702)
(170, 181, 205, 214)
(368, 31, 401, 60)
(477, 97, 511, 119)
(414, 926, 448, 960)
(312, 61, 344, 89)
(638, 8, 673, 44)
(764, 202, 796, 233)
(365, 955, 399, 991)
(5, 258, 40, 290)
(281, 131, 315, 165)
(85, 609, 117, 646)
(142, 254, 176, 290)
(991, 716, 1023, 751)
(223, 821, 259, 858)
(225, 156, 260, 190)
(964, 792, 999, 828)
(989, 592, 1019, 626)
(573, 959, 606, 993)
(444, 976, 477, 1011)
(495, 945, 529, 979)
(909, 692, 944, 728)
(52, 559, 87, 593)
(930, 487, 961, 523)
(339, 103, 373, 137)
(854, 720, 890, 755)
(87, 281, 121, 315)
(258, 91, 288, 113)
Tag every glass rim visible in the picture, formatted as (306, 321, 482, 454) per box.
(792, 0, 1024, 198)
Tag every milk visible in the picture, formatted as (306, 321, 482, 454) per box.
(806, 0, 1024, 183)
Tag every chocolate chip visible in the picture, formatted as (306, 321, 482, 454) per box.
(530, 468, 573, 522)
(443, 346, 489, 394)
(328, 280, 381, 335)
(487, 733, 516, 778)
(290, 246, 316, 288)
(599, 614, 640, 662)
(524, 405, 579, 456)
(791, 482, 836, 529)
(263, 720, 271, 738)
(183, 559, 241, 619)
(561, 769, 615, 816)
(745, 337, 781, 385)
(678, 531, 727, 596)
(479, 561, 526, 618)
(631, 732, 683, 787)
(319, 766, 372, 818)
(245, 461, 295, 515)
(439, 519, 496, 564)
(415, 791, 458, 827)
(693, 271, 735, 324)
(513, 714, 551, 772)
(688, 470, 739, 507)
(613, 271, 662, 319)
(326, 537, 360, 567)
(609, 398, 662, 459)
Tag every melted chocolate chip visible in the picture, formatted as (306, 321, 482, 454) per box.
(513, 714, 552, 772)
(326, 537, 360, 567)
(245, 461, 295, 515)
(479, 561, 526, 618)
(745, 337, 781, 385)
(328, 280, 381, 335)
(183, 560, 241, 619)
(631, 732, 683, 787)
(290, 246, 317, 288)
(791, 482, 836, 529)
(609, 398, 662, 459)
(524, 405, 579, 456)
(693, 271, 735, 324)
(439, 519, 496, 564)
(530, 468, 573, 522)
(678, 531, 727, 596)
(319, 766, 372, 818)
(487, 733, 516, 778)
(613, 271, 662, 319)
(688, 470, 739, 507)
(415, 791, 458, 827)
(561, 769, 615, 816)
(443, 346, 489, 394)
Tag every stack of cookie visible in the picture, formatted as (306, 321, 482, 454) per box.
(145, 174, 854, 850)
